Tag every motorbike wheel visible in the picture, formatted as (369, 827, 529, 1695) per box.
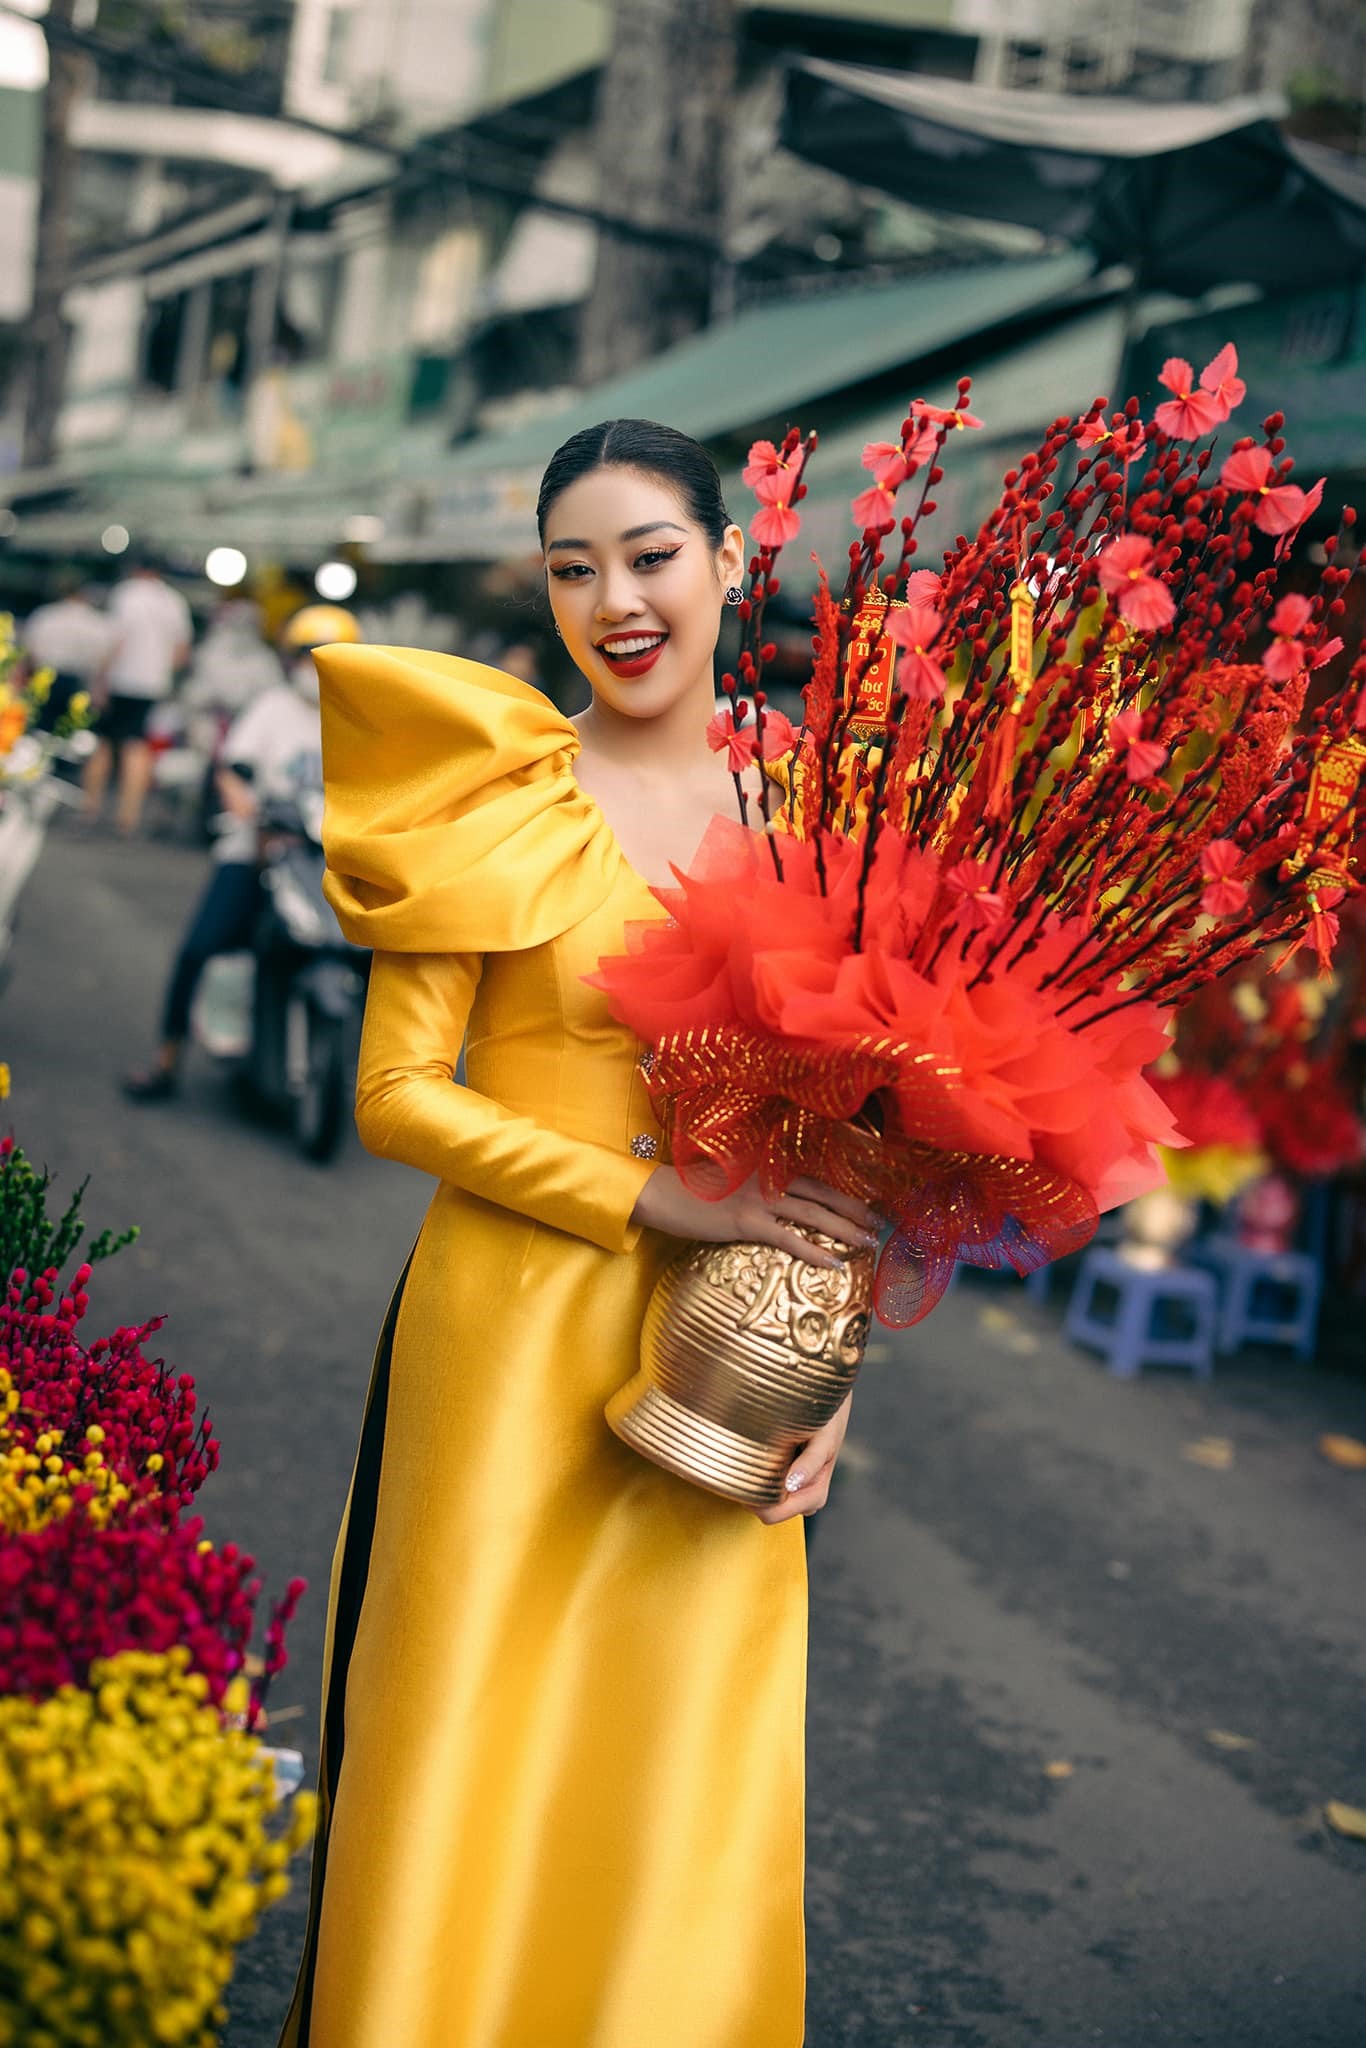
(293, 1009, 348, 1163)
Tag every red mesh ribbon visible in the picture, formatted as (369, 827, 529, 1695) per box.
(647, 1026, 1099, 1327)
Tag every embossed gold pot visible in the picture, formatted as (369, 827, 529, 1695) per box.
(605, 1233, 875, 1509)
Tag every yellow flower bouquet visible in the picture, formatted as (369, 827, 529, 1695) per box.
(0, 1649, 315, 2048)
(0, 1114, 314, 2045)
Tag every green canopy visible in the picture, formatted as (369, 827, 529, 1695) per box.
(373, 250, 1093, 559)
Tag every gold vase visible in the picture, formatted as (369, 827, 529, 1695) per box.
(605, 1232, 875, 1509)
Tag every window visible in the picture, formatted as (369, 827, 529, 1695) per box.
(143, 293, 187, 393)
(321, 4, 353, 88)
(279, 254, 342, 364)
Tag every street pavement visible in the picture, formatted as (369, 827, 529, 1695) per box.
(5, 820, 1366, 2048)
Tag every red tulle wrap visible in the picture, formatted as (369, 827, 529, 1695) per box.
(590, 819, 1180, 1325)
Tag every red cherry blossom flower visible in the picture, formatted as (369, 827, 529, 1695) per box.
(861, 441, 909, 486)
(1262, 592, 1315, 680)
(749, 469, 801, 548)
(1219, 446, 1320, 539)
(1153, 356, 1225, 439)
(903, 417, 941, 467)
(756, 707, 799, 760)
(945, 859, 1007, 930)
(1220, 444, 1274, 492)
(1078, 416, 1147, 464)
(887, 604, 952, 701)
(904, 570, 944, 605)
(706, 706, 760, 772)
(850, 477, 901, 534)
(1200, 343, 1246, 416)
(1096, 533, 1176, 632)
(1275, 475, 1325, 559)
(1109, 709, 1169, 783)
(1199, 839, 1248, 918)
(911, 399, 983, 431)
(742, 439, 792, 489)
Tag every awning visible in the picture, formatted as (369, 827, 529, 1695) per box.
(4, 467, 382, 562)
(375, 249, 1094, 559)
(9, 251, 1106, 565)
(740, 300, 1128, 568)
(782, 60, 1366, 298)
(1125, 277, 1366, 476)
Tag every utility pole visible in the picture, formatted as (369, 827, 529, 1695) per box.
(23, 0, 83, 472)
(577, 0, 740, 388)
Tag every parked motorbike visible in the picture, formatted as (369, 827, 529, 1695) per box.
(189, 788, 369, 1161)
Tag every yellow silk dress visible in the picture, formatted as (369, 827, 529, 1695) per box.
(278, 647, 808, 2048)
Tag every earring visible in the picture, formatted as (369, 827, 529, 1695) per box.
(724, 586, 744, 607)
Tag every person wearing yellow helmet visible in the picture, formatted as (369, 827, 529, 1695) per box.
(123, 603, 359, 1100)
(280, 604, 363, 663)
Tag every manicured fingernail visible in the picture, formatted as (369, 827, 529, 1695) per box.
(786, 1471, 806, 1493)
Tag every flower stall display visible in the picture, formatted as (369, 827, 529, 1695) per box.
(0, 616, 93, 967)
(593, 350, 1366, 1504)
(0, 1650, 312, 2048)
(0, 1123, 313, 2046)
(1149, 945, 1364, 1260)
(0, 611, 95, 775)
(1145, 1068, 1267, 1207)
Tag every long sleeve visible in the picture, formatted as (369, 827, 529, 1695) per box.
(355, 950, 657, 1255)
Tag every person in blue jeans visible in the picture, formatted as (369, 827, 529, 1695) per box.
(123, 604, 359, 1101)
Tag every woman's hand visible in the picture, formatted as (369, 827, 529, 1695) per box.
(751, 1392, 853, 1524)
(629, 1166, 881, 1268)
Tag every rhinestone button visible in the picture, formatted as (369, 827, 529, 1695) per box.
(630, 1133, 659, 1160)
(637, 1048, 657, 1078)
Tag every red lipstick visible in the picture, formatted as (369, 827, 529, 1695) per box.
(596, 631, 669, 679)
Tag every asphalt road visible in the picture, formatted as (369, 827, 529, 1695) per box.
(5, 821, 1366, 2048)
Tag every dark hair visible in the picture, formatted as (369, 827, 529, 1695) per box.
(536, 418, 730, 548)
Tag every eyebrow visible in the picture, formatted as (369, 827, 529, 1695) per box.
(545, 521, 688, 553)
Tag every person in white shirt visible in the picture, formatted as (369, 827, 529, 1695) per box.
(22, 578, 118, 726)
(82, 554, 194, 835)
(181, 599, 285, 724)
(123, 604, 360, 1102)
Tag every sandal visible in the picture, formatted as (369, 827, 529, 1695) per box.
(122, 1067, 177, 1103)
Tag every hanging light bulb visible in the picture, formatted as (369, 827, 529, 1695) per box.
(315, 559, 357, 601)
(206, 546, 248, 588)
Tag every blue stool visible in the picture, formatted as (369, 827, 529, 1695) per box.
(1191, 1234, 1321, 1361)
(1064, 1247, 1217, 1380)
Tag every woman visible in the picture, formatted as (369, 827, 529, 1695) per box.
(279, 419, 882, 2048)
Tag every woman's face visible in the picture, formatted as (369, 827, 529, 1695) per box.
(542, 466, 744, 719)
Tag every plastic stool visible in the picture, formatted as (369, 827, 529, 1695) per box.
(1064, 1247, 1217, 1380)
(1191, 1234, 1322, 1361)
